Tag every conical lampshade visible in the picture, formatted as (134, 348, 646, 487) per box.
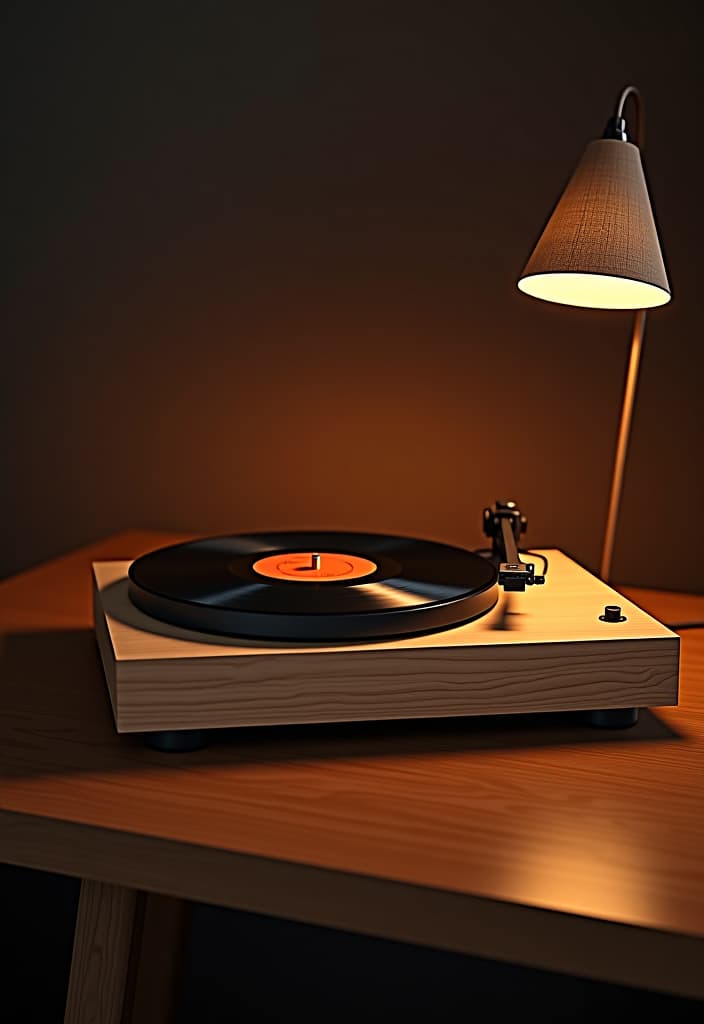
(518, 139, 670, 309)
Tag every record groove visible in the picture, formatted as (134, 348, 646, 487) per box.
(127, 531, 498, 641)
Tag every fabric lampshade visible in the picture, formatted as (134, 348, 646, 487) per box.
(518, 139, 670, 309)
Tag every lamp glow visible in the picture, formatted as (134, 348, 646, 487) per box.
(517, 272, 670, 310)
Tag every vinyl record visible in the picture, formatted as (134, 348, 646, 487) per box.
(127, 531, 498, 641)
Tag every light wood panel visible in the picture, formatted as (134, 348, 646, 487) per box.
(97, 550, 678, 657)
(63, 879, 138, 1024)
(1, 531, 704, 999)
(93, 552, 679, 732)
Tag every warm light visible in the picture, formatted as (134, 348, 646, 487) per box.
(252, 552, 377, 582)
(518, 272, 671, 310)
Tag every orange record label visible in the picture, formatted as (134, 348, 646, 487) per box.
(252, 552, 377, 582)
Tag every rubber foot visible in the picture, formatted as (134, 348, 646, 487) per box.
(587, 708, 639, 729)
(145, 730, 209, 752)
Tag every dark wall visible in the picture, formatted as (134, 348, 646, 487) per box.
(4, 1, 703, 590)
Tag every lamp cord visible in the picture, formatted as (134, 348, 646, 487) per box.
(615, 84, 644, 148)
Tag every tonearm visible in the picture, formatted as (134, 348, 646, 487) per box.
(482, 500, 546, 592)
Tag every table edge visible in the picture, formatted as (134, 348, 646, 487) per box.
(2, 808, 702, 1001)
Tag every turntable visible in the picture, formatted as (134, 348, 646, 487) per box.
(93, 501, 679, 750)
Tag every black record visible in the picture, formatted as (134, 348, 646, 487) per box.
(127, 531, 498, 641)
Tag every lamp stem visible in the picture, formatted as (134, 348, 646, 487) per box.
(615, 85, 644, 147)
(599, 309, 647, 581)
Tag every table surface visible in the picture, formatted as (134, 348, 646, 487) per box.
(2, 531, 704, 997)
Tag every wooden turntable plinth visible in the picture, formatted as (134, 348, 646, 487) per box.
(93, 550, 679, 738)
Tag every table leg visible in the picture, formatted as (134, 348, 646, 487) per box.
(64, 879, 190, 1024)
(64, 879, 139, 1024)
(128, 892, 192, 1023)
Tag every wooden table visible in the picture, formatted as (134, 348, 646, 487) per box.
(2, 532, 704, 1022)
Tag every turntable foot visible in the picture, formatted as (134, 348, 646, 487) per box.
(587, 708, 639, 729)
(144, 730, 209, 752)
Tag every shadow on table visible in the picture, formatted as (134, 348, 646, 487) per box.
(0, 626, 683, 781)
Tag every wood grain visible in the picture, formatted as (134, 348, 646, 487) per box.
(1, 531, 704, 999)
(63, 879, 138, 1024)
(93, 587, 118, 719)
(93, 552, 679, 732)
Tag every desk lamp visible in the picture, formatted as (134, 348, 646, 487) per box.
(518, 85, 671, 580)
